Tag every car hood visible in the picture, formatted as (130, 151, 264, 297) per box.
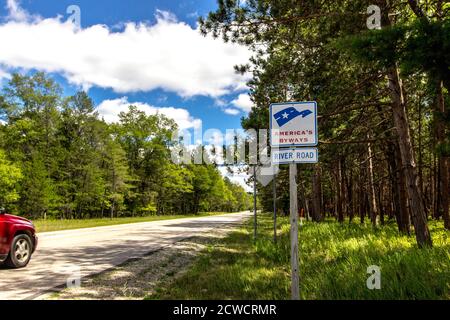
(3, 214, 33, 225)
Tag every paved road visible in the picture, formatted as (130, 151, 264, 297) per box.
(0, 211, 251, 300)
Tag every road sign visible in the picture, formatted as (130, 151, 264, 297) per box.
(269, 101, 319, 301)
(270, 101, 318, 147)
(272, 148, 318, 165)
(268, 101, 319, 300)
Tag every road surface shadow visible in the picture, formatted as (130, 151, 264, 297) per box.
(40, 225, 238, 300)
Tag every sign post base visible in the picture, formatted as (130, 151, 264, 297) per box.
(289, 163, 300, 300)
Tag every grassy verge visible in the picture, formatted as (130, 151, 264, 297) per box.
(34, 212, 239, 233)
(147, 214, 450, 300)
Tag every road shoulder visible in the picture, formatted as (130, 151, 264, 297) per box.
(37, 224, 240, 300)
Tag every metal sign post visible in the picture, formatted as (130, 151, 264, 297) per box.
(273, 173, 277, 244)
(289, 162, 300, 300)
(269, 101, 318, 301)
(253, 165, 257, 241)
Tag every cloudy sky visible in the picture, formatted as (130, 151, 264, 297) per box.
(0, 0, 253, 189)
(0, 0, 254, 129)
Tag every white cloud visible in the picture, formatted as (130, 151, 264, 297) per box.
(0, 4, 251, 97)
(96, 97, 202, 130)
(5, 0, 29, 22)
(155, 9, 177, 23)
(186, 11, 199, 19)
(224, 108, 240, 115)
(231, 93, 253, 112)
(214, 98, 227, 107)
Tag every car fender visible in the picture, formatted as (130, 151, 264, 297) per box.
(11, 225, 36, 246)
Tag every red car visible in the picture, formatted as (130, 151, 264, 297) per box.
(0, 208, 38, 268)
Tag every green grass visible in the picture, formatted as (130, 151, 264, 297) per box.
(34, 212, 238, 233)
(147, 214, 450, 300)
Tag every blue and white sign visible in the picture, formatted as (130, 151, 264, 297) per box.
(270, 101, 318, 147)
(272, 148, 319, 164)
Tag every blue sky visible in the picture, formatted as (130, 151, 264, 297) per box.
(1, 0, 215, 28)
(0, 0, 254, 135)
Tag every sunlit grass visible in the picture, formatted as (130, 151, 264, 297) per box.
(147, 214, 450, 300)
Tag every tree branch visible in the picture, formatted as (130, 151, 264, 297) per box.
(319, 138, 392, 145)
(407, 0, 427, 18)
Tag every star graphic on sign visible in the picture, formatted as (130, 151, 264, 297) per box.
(273, 107, 313, 127)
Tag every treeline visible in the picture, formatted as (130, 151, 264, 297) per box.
(0, 73, 251, 219)
(202, 0, 449, 247)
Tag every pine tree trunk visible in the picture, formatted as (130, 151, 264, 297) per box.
(378, 187, 384, 225)
(387, 66, 432, 247)
(367, 137, 378, 227)
(435, 80, 450, 229)
(432, 153, 439, 219)
(110, 200, 115, 220)
(418, 101, 423, 196)
(312, 164, 323, 222)
(348, 167, 355, 223)
(337, 158, 344, 223)
(359, 160, 365, 224)
(392, 142, 410, 234)
(440, 157, 449, 229)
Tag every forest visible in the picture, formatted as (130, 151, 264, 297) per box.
(0, 0, 448, 251)
(0, 73, 252, 219)
(200, 0, 449, 248)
